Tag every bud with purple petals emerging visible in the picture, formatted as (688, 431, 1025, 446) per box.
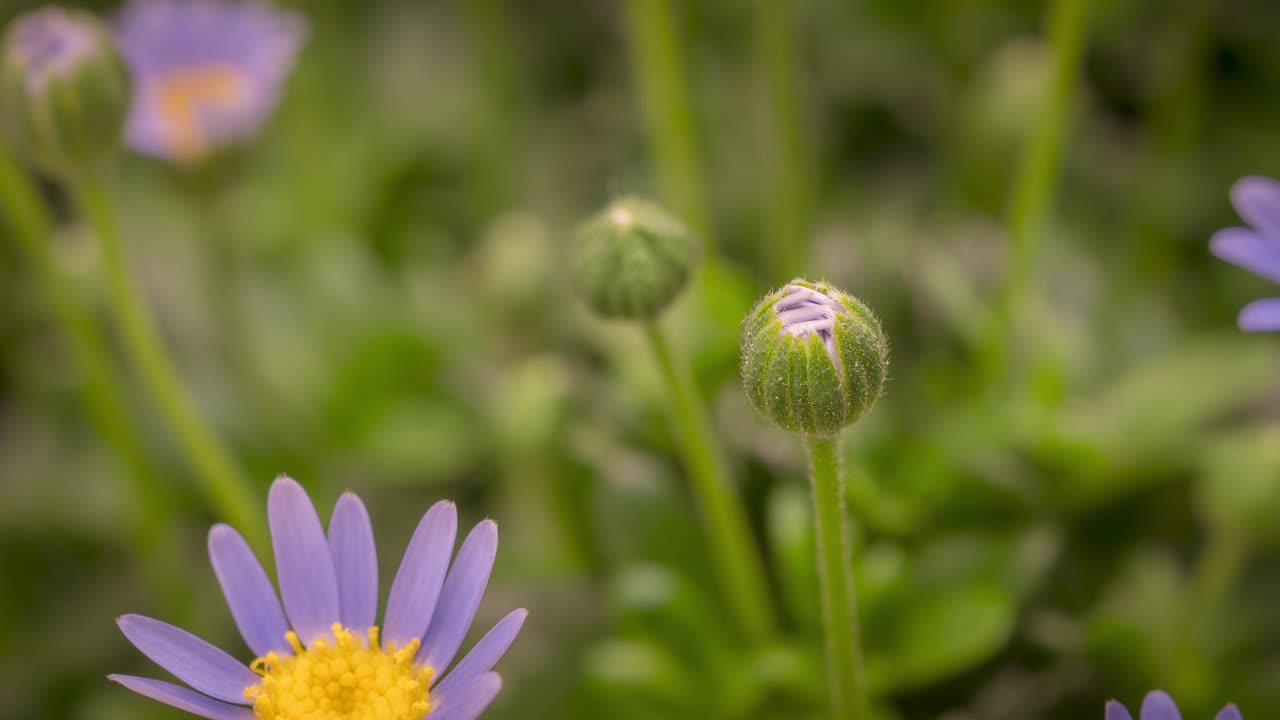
(0, 7, 129, 175)
(741, 279, 889, 437)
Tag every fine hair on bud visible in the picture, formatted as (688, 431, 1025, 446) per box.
(571, 196, 699, 320)
(0, 7, 130, 176)
(741, 279, 889, 436)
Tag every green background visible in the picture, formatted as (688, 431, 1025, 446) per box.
(2, 0, 1279, 718)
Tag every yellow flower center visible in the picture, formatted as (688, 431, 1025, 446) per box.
(154, 64, 247, 163)
(245, 624, 434, 720)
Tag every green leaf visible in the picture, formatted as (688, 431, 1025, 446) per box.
(868, 583, 1017, 692)
(1048, 335, 1279, 507)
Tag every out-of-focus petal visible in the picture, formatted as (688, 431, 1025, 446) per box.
(1214, 705, 1244, 720)
(328, 492, 378, 632)
(108, 675, 254, 719)
(208, 523, 289, 657)
(419, 520, 498, 673)
(115, 615, 257, 704)
(1210, 228, 1280, 284)
(1239, 298, 1280, 332)
(1232, 176, 1280, 232)
(382, 500, 457, 648)
(427, 672, 502, 720)
(432, 609, 526, 696)
(268, 475, 340, 647)
(1140, 690, 1182, 720)
(1106, 701, 1135, 720)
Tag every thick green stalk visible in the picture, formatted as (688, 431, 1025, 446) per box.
(805, 434, 868, 720)
(72, 172, 265, 551)
(1001, 0, 1090, 323)
(755, 0, 813, 281)
(644, 321, 775, 643)
(623, 0, 714, 247)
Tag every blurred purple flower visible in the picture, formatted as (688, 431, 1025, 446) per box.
(111, 475, 525, 720)
(1106, 690, 1242, 720)
(1210, 176, 1280, 332)
(116, 0, 306, 164)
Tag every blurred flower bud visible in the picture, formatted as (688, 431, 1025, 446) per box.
(741, 279, 888, 437)
(0, 7, 130, 175)
(571, 196, 698, 320)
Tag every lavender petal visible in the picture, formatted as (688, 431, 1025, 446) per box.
(1239, 298, 1280, 332)
(427, 672, 502, 720)
(108, 675, 254, 719)
(268, 475, 340, 647)
(419, 520, 498, 672)
(1140, 691, 1182, 720)
(328, 492, 378, 632)
(1210, 228, 1280, 284)
(1106, 701, 1135, 720)
(1232, 176, 1280, 231)
(208, 524, 289, 657)
(115, 615, 258, 704)
(1214, 705, 1244, 720)
(382, 500, 457, 649)
(432, 609, 526, 696)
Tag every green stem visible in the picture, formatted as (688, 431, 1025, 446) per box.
(623, 0, 714, 247)
(804, 434, 868, 720)
(72, 171, 266, 552)
(643, 321, 775, 644)
(1000, 0, 1090, 331)
(755, 0, 813, 281)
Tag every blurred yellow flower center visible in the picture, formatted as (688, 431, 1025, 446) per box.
(245, 624, 433, 720)
(155, 64, 246, 163)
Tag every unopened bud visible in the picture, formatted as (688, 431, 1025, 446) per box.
(0, 7, 129, 175)
(571, 196, 698, 320)
(741, 279, 889, 436)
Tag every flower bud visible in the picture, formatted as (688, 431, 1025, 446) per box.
(571, 196, 698, 320)
(0, 7, 130, 175)
(741, 279, 889, 436)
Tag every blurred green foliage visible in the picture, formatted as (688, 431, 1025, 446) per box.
(2, 0, 1280, 719)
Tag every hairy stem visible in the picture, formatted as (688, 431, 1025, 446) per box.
(805, 434, 869, 720)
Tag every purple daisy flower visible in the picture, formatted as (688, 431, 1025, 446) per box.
(1210, 175, 1280, 332)
(115, 0, 306, 164)
(1106, 690, 1242, 720)
(110, 476, 526, 720)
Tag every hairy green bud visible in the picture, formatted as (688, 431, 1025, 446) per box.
(741, 279, 889, 436)
(0, 7, 130, 176)
(571, 196, 698, 320)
